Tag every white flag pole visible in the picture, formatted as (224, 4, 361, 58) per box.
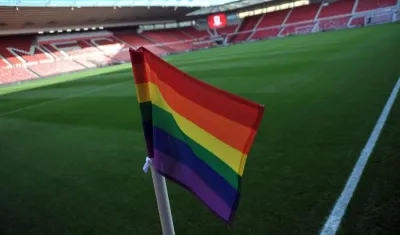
(143, 157, 175, 235)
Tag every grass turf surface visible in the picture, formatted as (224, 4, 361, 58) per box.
(1, 23, 399, 235)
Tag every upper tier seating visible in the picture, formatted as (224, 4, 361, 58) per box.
(355, 0, 397, 12)
(286, 4, 321, 23)
(232, 15, 261, 43)
(257, 9, 290, 28)
(318, 0, 355, 18)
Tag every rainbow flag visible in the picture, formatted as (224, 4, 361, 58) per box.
(129, 47, 264, 222)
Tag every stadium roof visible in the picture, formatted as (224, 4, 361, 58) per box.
(187, 0, 274, 15)
(0, 0, 238, 7)
(0, 6, 197, 35)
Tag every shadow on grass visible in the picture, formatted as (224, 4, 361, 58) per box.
(1, 96, 144, 131)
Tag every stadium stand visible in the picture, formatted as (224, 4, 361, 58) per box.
(250, 27, 281, 40)
(318, 16, 351, 30)
(231, 15, 262, 42)
(216, 25, 238, 37)
(0, 0, 399, 85)
(355, 0, 397, 12)
(181, 27, 211, 39)
(318, 0, 355, 18)
(0, 67, 37, 84)
(285, 4, 321, 23)
(0, 36, 53, 66)
(349, 16, 366, 26)
(257, 9, 290, 29)
(28, 60, 86, 77)
(280, 22, 316, 35)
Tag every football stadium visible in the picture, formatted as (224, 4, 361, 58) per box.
(0, 0, 399, 234)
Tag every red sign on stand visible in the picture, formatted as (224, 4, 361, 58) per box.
(207, 13, 227, 29)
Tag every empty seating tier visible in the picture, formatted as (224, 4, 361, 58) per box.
(181, 27, 210, 39)
(216, 25, 238, 36)
(349, 16, 365, 26)
(28, 61, 86, 77)
(257, 9, 290, 28)
(318, 16, 351, 30)
(280, 22, 316, 36)
(251, 27, 281, 40)
(286, 4, 321, 23)
(0, 36, 52, 66)
(356, 0, 397, 12)
(142, 30, 184, 43)
(0, 4, 395, 86)
(0, 67, 37, 84)
(42, 40, 100, 58)
(231, 15, 261, 43)
(318, 0, 355, 18)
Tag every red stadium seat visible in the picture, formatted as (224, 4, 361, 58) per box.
(349, 16, 365, 26)
(318, 0, 355, 18)
(231, 15, 262, 43)
(356, 0, 397, 12)
(280, 22, 316, 36)
(181, 27, 211, 39)
(42, 40, 100, 58)
(216, 25, 238, 36)
(318, 16, 351, 30)
(0, 2, 396, 85)
(286, 4, 321, 24)
(0, 67, 37, 84)
(257, 9, 290, 29)
(251, 27, 281, 40)
(28, 61, 86, 77)
(0, 36, 54, 66)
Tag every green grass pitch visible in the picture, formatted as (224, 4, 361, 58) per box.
(1, 23, 400, 235)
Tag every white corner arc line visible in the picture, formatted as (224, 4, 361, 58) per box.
(319, 76, 400, 235)
(0, 82, 125, 117)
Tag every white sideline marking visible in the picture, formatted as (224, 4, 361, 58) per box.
(0, 82, 125, 117)
(320, 76, 400, 235)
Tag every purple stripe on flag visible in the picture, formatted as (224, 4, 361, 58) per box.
(142, 121, 154, 158)
(153, 149, 233, 221)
